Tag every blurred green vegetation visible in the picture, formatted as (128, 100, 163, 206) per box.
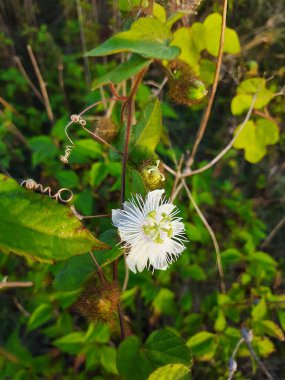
(0, 0, 284, 379)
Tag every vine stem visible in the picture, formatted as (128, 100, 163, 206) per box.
(112, 67, 149, 340)
(120, 67, 148, 205)
(89, 251, 107, 282)
(181, 94, 256, 178)
(186, 0, 228, 168)
(182, 179, 226, 294)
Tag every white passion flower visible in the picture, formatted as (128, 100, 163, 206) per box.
(112, 189, 187, 273)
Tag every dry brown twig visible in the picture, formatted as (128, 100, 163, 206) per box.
(13, 297, 31, 317)
(0, 110, 29, 146)
(0, 279, 33, 289)
(27, 45, 54, 123)
(76, 0, 91, 89)
(167, 94, 257, 202)
(261, 216, 285, 249)
(182, 179, 226, 294)
(167, 94, 257, 294)
(170, 154, 184, 201)
(13, 56, 44, 102)
(181, 94, 257, 178)
(0, 97, 20, 115)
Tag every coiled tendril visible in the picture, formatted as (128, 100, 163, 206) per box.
(21, 179, 73, 203)
(60, 114, 87, 164)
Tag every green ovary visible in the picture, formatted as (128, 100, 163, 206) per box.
(143, 211, 173, 244)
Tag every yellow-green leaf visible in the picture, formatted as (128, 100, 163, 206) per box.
(148, 364, 191, 380)
(231, 94, 253, 115)
(259, 320, 285, 341)
(187, 331, 216, 358)
(204, 13, 240, 57)
(153, 2, 167, 23)
(237, 78, 275, 109)
(171, 25, 203, 68)
(278, 311, 285, 332)
(233, 119, 279, 163)
(214, 310, 226, 332)
(86, 17, 180, 60)
(251, 298, 267, 320)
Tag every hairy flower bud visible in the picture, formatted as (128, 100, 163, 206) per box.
(168, 60, 207, 107)
(140, 160, 166, 190)
(94, 117, 117, 143)
(75, 280, 121, 323)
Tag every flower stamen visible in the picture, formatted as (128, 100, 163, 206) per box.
(143, 210, 173, 244)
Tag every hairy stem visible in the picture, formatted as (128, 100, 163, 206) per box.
(112, 67, 148, 340)
(120, 67, 148, 205)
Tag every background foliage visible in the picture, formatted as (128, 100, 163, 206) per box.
(0, 0, 284, 379)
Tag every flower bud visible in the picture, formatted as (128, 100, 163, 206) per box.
(140, 160, 166, 190)
(168, 60, 207, 107)
(94, 117, 117, 143)
(75, 280, 121, 323)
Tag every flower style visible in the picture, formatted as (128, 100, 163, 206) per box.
(112, 189, 187, 273)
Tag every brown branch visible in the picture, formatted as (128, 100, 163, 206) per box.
(120, 67, 148, 205)
(112, 67, 148, 340)
(170, 155, 184, 201)
(148, 0, 154, 13)
(106, 84, 123, 118)
(0, 110, 29, 147)
(0, 281, 33, 289)
(253, 109, 278, 124)
(181, 95, 256, 178)
(0, 347, 19, 364)
(13, 297, 30, 317)
(0, 97, 20, 115)
(171, 181, 183, 202)
(186, 0, 228, 168)
(76, 0, 91, 88)
(89, 251, 107, 282)
(261, 217, 285, 249)
(13, 56, 44, 102)
(163, 162, 176, 176)
(58, 61, 70, 111)
(27, 45, 54, 123)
